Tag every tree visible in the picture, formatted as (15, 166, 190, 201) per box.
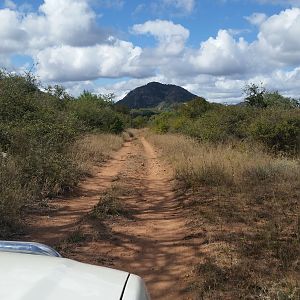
(243, 83, 267, 108)
(178, 97, 211, 118)
(264, 91, 300, 109)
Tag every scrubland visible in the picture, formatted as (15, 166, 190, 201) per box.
(0, 133, 124, 237)
(0, 71, 127, 237)
(148, 133, 300, 299)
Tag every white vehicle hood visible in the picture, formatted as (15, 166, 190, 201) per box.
(0, 252, 129, 300)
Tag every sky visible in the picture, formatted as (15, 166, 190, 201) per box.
(1, 0, 300, 103)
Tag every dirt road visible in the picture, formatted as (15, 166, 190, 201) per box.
(23, 135, 199, 299)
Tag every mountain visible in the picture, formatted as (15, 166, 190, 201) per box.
(116, 82, 198, 109)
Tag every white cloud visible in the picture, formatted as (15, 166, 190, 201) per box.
(256, 0, 300, 6)
(4, 0, 16, 9)
(245, 12, 267, 25)
(188, 30, 249, 76)
(257, 8, 300, 65)
(162, 0, 196, 14)
(35, 39, 149, 81)
(31, 0, 104, 47)
(132, 19, 189, 55)
(0, 54, 11, 69)
(0, 0, 106, 56)
(0, 9, 28, 53)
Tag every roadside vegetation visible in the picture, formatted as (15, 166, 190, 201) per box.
(0, 71, 128, 238)
(148, 85, 300, 298)
(151, 84, 299, 156)
(148, 133, 300, 298)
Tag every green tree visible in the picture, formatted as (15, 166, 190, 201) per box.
(264, 91, 300, 109)
(243, 83, 267, 108)
(178, 97, 211, 118)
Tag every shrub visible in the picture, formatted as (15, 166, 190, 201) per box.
(243, 82, 267, 108)
(151, 112, 174, 133)
(181, 106, 254, 142)
(90, 187, 127, 220)
(177, 97, 213, 118)
(264, 91, 300, 109)
(68, 91, 124, 133)
(248, 108, 300, 154)
(0, 157, 30, 237)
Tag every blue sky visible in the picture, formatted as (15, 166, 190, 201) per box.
(1, 0, 300, 102)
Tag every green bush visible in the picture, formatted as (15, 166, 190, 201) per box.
(264, 92, 300, 109)
(177, 97, 213, 118)
(0, 157, 29, 237)
(0, 72, 121, 236)
(151, 112, 174, 133)
(0, 70, 131, 237)
(179, 106, 255, 142)
(248, 109, 300, 154)
(151, 95, 300, 155)
(68, 91, 124, 133)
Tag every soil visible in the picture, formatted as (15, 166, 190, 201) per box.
(21, 134, 199, 299)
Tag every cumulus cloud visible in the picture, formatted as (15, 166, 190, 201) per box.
(26, 0, 106, 48)
(257, 8, 300, 65)
(0, 9, 28, 53)
(189, 30, 249, 76)
(0, 0, 106, 56)
(36, 39, 149, 81)
(132, 19, 189, 55)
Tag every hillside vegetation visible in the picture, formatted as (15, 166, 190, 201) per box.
(0, 71, 128, 237)
(117, 81, 198, 109)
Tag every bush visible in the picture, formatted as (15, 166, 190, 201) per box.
(68, 91, 124, 133)
(0, 157, 29, 237)
(248, 108, 300, 154)
(151, 95, 300, 155)
(151, 112, 174, 133)
(179, 106, 254, 142)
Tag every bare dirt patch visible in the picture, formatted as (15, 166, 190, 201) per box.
(20, 134, 200, 299)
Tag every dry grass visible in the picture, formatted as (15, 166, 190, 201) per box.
(90, 184, 128, 220)
(0, 133, 124, 238)
(148, 133, 300, 196)
(72, 133, 124, 173)
(0, 157, 30, 237)
(122, 128, 136, 141)
(148, 133, 300, 299)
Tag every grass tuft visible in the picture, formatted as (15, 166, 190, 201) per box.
(90, 185, 128, 220)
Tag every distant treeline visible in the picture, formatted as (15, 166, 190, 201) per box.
(151, 84, 300, 155)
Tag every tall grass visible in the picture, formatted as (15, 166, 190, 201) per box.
(73, 134, 124, 173)
(147, 133, 300, 299)
(148, 134, 300, 197)
(0, 134, 123, 238)
(0, 157, 29, 236)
